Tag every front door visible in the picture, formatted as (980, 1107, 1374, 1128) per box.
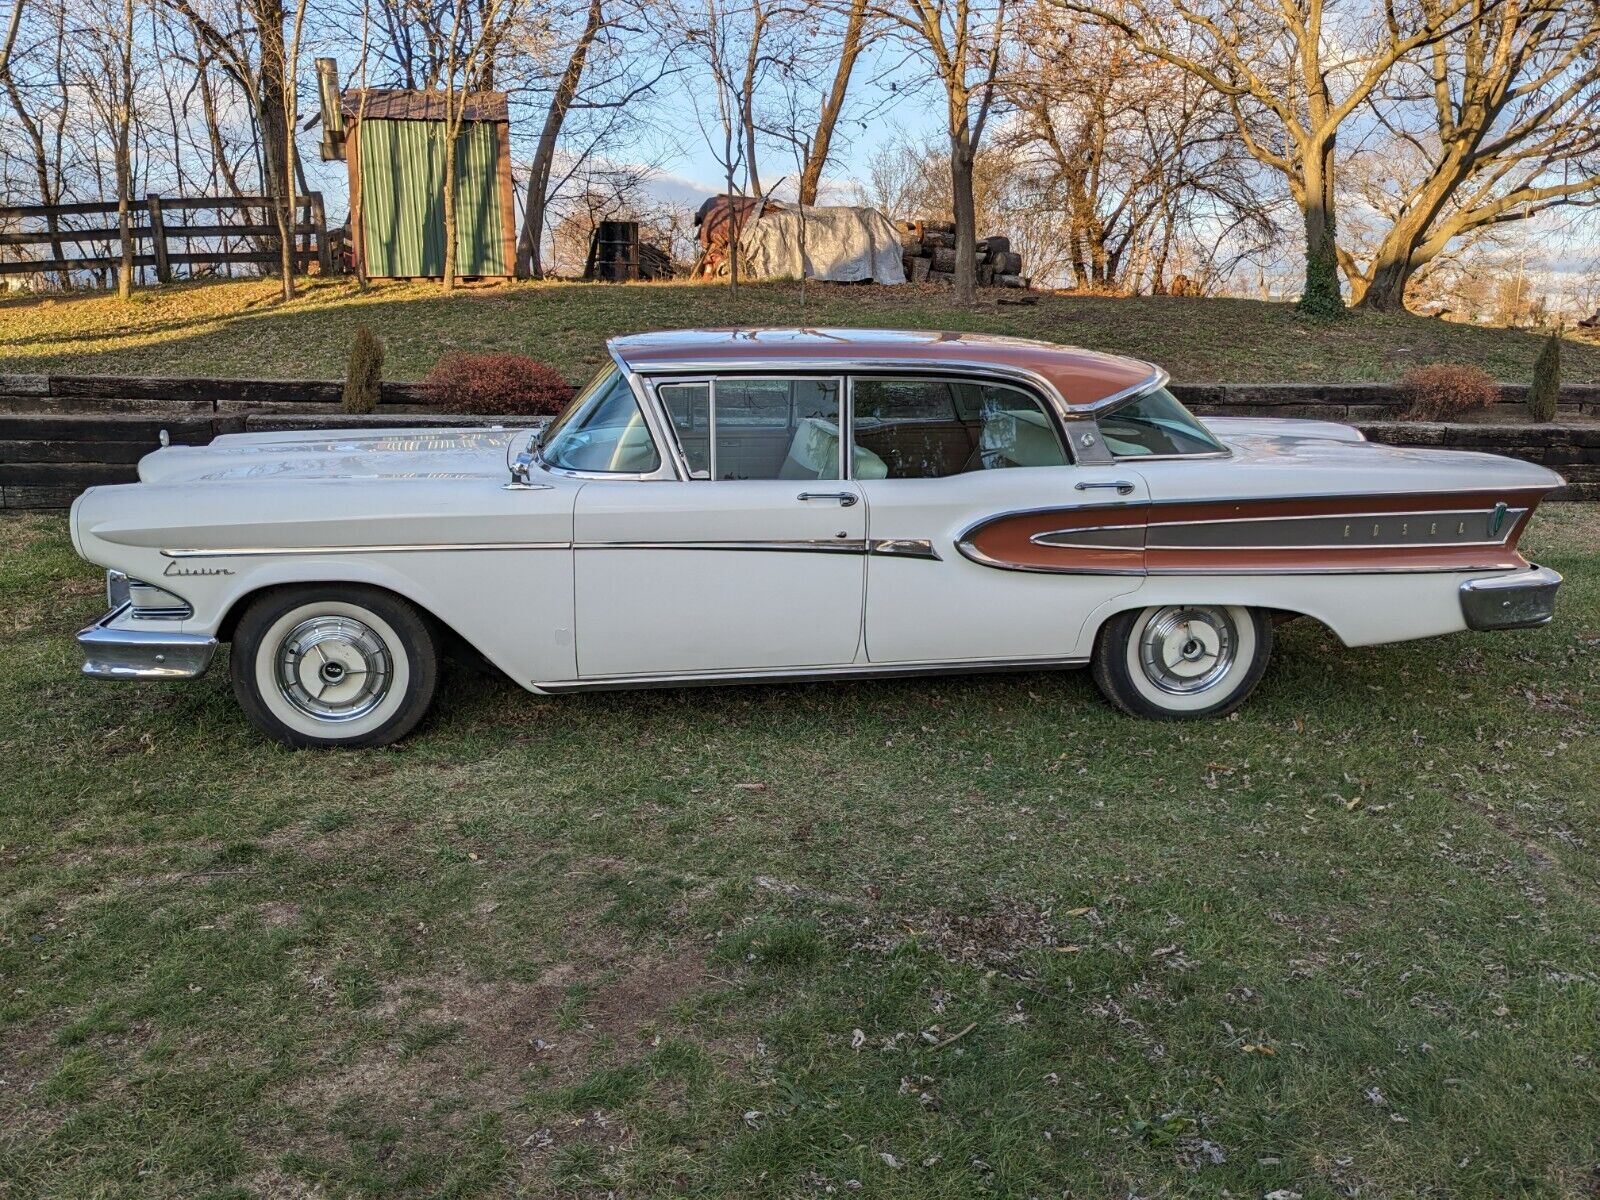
(573, 375, 867, 679)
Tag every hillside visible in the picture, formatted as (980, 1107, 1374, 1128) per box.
(4, 276, 1598, 386)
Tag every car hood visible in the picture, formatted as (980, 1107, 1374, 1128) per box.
(136, 426, 535, 485)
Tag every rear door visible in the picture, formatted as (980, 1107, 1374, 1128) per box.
(849, 375, 1148, 664)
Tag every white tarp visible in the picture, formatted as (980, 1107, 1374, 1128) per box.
(737, 205, 907, 284)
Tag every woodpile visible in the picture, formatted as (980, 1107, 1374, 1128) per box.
(896, 220, 1028, 288)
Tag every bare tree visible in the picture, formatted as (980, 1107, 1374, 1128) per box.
(166, 0, 304, 296)
(797, 0, 868, 204)
(875, 0, 1009, 304)
(1050, 0, 1480, 315)
(0, 0, 24, 80)
(1003, 6, 1278, 293)
(517, 0, 604, 277)
(1344, 0, 1600, 311)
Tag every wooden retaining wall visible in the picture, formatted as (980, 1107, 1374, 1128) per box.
(2, 373, 1598, 508)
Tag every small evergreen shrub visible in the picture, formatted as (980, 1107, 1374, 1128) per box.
(342, 326, 384, 414)
(1398, 363, 1499, 421)
(1528, 330, 1561, 423)
(423, 352, 575, 416)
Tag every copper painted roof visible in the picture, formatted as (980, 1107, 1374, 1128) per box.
(608, 328, 1161, 410)
(340, 89, 509, 123)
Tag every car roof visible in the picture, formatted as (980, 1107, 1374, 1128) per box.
(607, 328, 1163, 412)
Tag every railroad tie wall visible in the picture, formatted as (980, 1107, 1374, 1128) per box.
(2, 374, 1598, 509)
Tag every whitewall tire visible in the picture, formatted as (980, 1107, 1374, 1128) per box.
(1090, 604, 1272, 719)
(230, 586, 439, 748)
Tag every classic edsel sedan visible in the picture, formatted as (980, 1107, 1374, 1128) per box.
(72, 328, 1563, 747)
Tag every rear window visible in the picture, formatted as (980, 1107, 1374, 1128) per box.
(1096, 387, 1226, 458)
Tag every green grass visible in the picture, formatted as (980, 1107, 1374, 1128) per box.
(1, 507, 1598, 1197)
(5, 275, 1600, 386)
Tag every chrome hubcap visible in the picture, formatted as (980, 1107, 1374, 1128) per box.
(275, 615, 392, 722)
(1138, 606, 1236, 695)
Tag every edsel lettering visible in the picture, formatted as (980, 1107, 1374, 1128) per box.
(163, 561, 234, 577)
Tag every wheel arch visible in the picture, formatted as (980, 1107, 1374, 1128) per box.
(1078, 589, 1328, 655)
(214, 579, 510, 684)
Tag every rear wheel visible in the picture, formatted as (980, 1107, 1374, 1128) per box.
(1090, 604, 1272, 719)
(230, 585, 439, 748)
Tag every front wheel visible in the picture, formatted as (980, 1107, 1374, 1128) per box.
(1090, 604, 1272, 719)
(230, 585, 439, 748)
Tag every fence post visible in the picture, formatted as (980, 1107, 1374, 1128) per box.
(146, 195, 171, 284)
(308, 191, 332, 276)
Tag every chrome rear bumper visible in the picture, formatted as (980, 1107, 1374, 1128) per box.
(1459, 565, 1562, 631)
(77, 604, 218, 680)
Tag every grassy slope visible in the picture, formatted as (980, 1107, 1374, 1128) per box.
(0, 509, 1597, 1197)
(6, 276, 1600, 385)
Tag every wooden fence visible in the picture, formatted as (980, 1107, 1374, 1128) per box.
(0, 193, 332, 282)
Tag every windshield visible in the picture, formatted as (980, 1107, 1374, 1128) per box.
(539, 365, 662, 474)
(1097, 387, 1227, 458)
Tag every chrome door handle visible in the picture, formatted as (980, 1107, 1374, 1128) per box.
(1075, 480, 1136, 496)
(797, 491, 859, 507)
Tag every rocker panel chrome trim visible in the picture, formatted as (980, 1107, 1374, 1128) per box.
(539, 654, 1089, 692)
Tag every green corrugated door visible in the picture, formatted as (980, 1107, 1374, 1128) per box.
(359, 118, 504, 277)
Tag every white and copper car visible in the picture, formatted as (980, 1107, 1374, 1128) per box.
(71, 328, 1563, 747)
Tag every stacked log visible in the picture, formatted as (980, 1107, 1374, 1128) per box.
(896, 220, 1027, 288)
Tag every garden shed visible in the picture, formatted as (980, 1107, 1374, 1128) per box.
(339, 89, 516, 280)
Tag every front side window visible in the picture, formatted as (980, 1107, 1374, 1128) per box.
(658, 376, 847, 481)
(851, 377, 1068, 478)
(1096, 387, 1226, 458)
(541, 366, 662, 474)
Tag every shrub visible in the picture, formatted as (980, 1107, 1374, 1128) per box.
(423, 351, 574, 416)
(1528, 330, 1561, 423)
(342, 326, 384, 414)
(1398, 363, 1500, 422)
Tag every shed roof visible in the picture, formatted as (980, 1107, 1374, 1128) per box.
(340, 88, 508, 123)
(608, 328, 1162, 411)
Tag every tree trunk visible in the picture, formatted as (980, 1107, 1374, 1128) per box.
(114, 0, 134, 298)
(797, 0, 866, 206)
(741, 0, 764, 196)
(948, 128, 977, 304)
(517, 0, 603, 278)
(1298, 136, 1342, 317)
(443, 122, 458, 292)
(255, 0, 296, 300)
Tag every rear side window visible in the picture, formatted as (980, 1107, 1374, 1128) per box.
(1097, 387, 1226, 458)
(850, 377, 1068, 478)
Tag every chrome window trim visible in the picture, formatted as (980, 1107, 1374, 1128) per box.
(623, 354, 1165, 424)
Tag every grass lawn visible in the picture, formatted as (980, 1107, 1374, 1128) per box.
(5, 276, 1600, 387)
(0, 507, 1597, 1198)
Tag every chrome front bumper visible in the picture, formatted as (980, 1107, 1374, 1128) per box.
(1459, 565, 1562, 632)
(77, 604, 218, 680)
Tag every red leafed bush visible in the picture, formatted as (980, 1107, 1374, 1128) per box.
(423, 352, 575, 416)
(1398, 363, 1500, 421)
